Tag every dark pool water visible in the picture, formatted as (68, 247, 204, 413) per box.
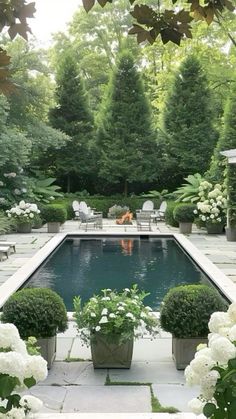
(25, 237, 209, 311)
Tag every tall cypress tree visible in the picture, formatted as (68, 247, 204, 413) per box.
(163, 55, 217, 187)
(209, 82, 236, 182)
(96, 49, 158, 196)
(50, 51, 93, 192)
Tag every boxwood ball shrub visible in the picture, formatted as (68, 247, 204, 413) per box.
(41, 205, 67, 224)
(1, 288, 68, 339)
(160, 284, 227, 338)
(173, 203, 196, 223)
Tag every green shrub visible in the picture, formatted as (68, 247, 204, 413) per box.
(160, 284, 227, 338)
(173, 204, 196, 223)
(165, 201, 179, 227)
(41, 205, 67, 223)
(1, 288, 68, 339)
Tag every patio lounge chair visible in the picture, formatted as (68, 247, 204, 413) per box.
(0, 245, 11, 261)
(72, 200, 80, 219)
(137, 200, 154, 213)
(155, 201, 167, 222)
(0, 241, 16, 253)
(78, 203, 103, 230)
(136, 211, 152, 231)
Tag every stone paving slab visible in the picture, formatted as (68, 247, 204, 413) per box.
(39, 362, 107, 386)
(62, 386, 151, 413)
(109, 362, 185, 385)
(152, 384, 200, 412)
(27, 385, 67, 413)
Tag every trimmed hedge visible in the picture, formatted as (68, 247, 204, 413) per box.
(165, 201, 180, 227)
(54, 196, 162, 219)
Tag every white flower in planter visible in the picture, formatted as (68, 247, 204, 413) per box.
(99, 316, 108, 324)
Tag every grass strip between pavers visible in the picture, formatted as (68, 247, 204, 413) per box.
(105, 373, 179, 414)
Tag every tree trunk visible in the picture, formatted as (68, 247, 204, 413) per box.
(124, 180, 128, 197)
(67, 174, 71, 193)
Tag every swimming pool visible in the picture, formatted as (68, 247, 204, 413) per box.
(25, 236, 212, 311)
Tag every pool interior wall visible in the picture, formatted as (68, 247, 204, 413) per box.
(0, 232, 234, 310)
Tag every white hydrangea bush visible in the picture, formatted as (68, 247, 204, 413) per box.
(193, 181, 227, 225)
(185, 301, 236, 418)
(0, 323, 47, 418)
(6, 201, 40, 225)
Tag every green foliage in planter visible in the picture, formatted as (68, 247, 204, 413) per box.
(165, 201, 179, 227)
(1, 288, 68, 339)
(173, 204, 196, 223)
(41, 205, 67, 224)
(160, 284, 227, 338)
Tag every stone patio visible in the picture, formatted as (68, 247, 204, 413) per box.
(0, 219, 236, 415)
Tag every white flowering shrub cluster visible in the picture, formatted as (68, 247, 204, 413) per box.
(193, 181, 227, 225)
(6, 201, 40, 225)
(0, 323, 47, 418)
(185, 301, 236, 418)
(73, 285, 159, 345)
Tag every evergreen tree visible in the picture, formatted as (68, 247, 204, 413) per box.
(50, 51, 94, 192)
(163, 55, 217, 187)
(209, 82, 236, 182)
(96, 49, 158, 196)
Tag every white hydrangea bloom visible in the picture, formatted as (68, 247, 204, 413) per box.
(0, 323, 22, 351)
(228, 302, 236, 322)
(194, 347, 212, 360)
(0, 352, 26, 382)
(188, 398, 205, 415)
(190, 355, 215, 376)
(25, 355, 48, 382)
(229, 325, 236, 342)
(20, 394, 43, 413)
(109, 313, 116, 318)
(90, 312, 96, 318)
(200, 370, 220, 399)
(185, 365, 201, 386)
(208, 312, 233, 333)
(95, 326, 101, 332)
(0, 407, 25, 418)
(211, 337, 236, 364)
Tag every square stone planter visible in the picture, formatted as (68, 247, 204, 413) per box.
(172, 336, 208, 370)
(90, 333, 134, 369)
(179, 222, 192, 234)
(37, 335, 57, 369)
(47, 222, 61, 233)
(226, 227, 236, 241)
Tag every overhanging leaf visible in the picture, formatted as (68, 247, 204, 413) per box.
(82, 0, 95, 13)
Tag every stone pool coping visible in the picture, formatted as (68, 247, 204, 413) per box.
(0, 230, 236, 309)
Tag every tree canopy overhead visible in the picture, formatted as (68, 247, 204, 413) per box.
(83, 0, 235, 46)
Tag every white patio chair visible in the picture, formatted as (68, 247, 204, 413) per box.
(72, 200, 80, 219)
(0, 245, 11, 261)
(136, 211, 152, 231)
(142, 200, 154, 211)
(78, 203, 103, 230)
(154, 201, 167, 222)
(0, 241, 16, 253)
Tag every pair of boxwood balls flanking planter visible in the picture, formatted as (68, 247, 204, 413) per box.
(1, 284, 227, 370)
